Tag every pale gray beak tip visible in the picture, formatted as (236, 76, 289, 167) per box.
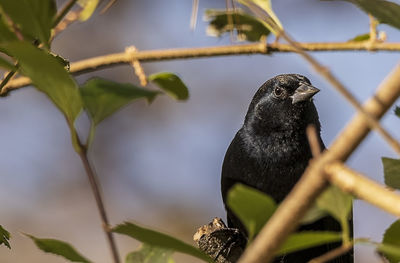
(291, 84, 320, 104)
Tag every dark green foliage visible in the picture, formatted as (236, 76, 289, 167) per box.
(148, 72, 189, 101)
(80, 78, 160, 125)
(379, 220, 400, 263)
(205, 9, 270, 42)
(2, 42, 82, 123)
(349, 33, 370, 42)
(0, 0, 56, 48)
(395, 106, 400, 118)
(227, 183, 276, 240)
(25, 234, 91, 263)
(125, 244, 175, 263)
(112, 222, 212, 262)
(382, 157, 400, 189)
(0, 225, 11, 249)
(325, 0, 400, 30)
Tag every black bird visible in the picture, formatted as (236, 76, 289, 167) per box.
(221, 74, 352, 262)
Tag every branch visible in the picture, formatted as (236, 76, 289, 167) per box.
(77, 145, 120, 263)
(325, 162, 400, 217)
(3, 41, 400, 94)
(308, 243, 354, 263)
(237, 63, 400, 263)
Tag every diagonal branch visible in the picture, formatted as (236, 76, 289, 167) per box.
(325, 162, 400, 217)
(237, 63, 400, 263)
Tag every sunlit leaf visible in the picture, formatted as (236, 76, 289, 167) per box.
(2, 42, 82, 123)
(0, 0, 56, 47)
(379, 220, 400, 263)
(324, 0, 400, 30)
(25, 234, 91, 262)
(78, 0, 99, 21)
(276, 231, 342, 255)
(0, 225, 11, 249)
(237, 0, 283, 34)
(301, 203, 328, 225)
(148, 72, 189, 101)
(316, 186, 352, 224)
(112, 222, 211, 262)
(205, 9, 270, 42)
(348, 33, 370, 42)
(126, 244, 175, 263)
(227, 183, 276, 240)
(80, 78, 160, 125)
(382, 157, 400, 189)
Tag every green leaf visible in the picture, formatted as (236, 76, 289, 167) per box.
(205, 9, 270, 42)
(0, 14, 17, 43)
(276, 231, 342, 256)
(148, 72, 189, 101)
(126, 244, 175, 263)
(237, 0, 283, 35)
(0, 56, 15, 70)
(301, 203, 328, 225)
(227, 183, 277, 240)
(348, 33, 370, 42)
(316, 186, 352, 224)
(25, 234, 91, 263)
(2, 42, 82, 123)
(325, 0, 400, 30)
(0, 0, 56, 47)
(0, 225, 11, 249)
(395, 106, 400, 118)
(80, 78, 160, 125)
(78, 0, 99, 21)
(112, 222, 211, 263)
(380, 220, 400, 263)
(382, 157, 400, 189)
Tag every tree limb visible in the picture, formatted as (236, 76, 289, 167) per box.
(325, 162, 400, 217)
(3, 41, 400, 94)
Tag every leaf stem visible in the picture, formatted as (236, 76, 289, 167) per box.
(70, 124, 120, 263)
(0, 66, 18, 95)
(53, 0, 78, 28)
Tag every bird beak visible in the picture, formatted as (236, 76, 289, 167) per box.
(291, 83, 320, 104)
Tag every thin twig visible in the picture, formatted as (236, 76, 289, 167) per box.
(125, 46, 147, 86)
(308, 243, 353, 263)
(225, 0, 234, 42)
(0, 66, 18, 93)
(325, 162, 400, 217)
(237, 63, 400, 263)
(369, 14, 378, 44)
(52, 9, 82, 40)
(77, 146, 120, 263)
(190, 0, 199, 30)
(53, 0, 78, 28)
(4, 41, 400, 94)
(100, 0, 117, 14)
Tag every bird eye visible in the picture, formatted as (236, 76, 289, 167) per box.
(273, 87, 284, 98)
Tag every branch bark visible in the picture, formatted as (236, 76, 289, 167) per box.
(325, 162, 400, 217)
(237, 63, 400, 263)
(3, 41, 400, 94)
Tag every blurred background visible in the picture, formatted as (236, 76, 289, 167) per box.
(1, 0, 400, 262)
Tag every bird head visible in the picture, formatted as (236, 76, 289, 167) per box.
(244, 74, 321, 133)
